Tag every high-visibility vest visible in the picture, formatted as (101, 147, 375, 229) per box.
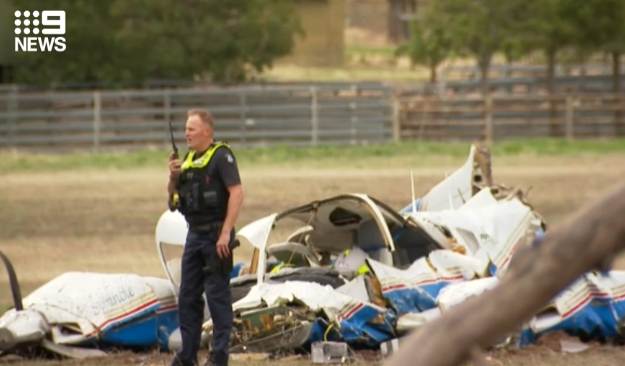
(269, 262, 295, 274)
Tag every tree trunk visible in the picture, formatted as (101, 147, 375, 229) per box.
(429, 62, 437, 83)
(613, 51, 623, 136)
(546, 49, 559, 136)
(478, 56, 491, 97)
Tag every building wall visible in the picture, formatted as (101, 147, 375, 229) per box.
(345, 0, 421, 44)
(345, 0, 389, 36)
(278, 0, 345, 67)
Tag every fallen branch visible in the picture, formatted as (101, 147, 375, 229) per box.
(383, 179, 625, 366)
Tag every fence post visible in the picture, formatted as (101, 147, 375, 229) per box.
(239, 92, 247, 145)
(392, 97, 401, 142)
(565, 95, 575, 141)
(310, 86, 319, 146)
(92, 91, 101, 153)
(8, 85, 18, 148)
(484, 94, 494, 143)
(350, 84, 358, 145)
(164, 88, 172, 147)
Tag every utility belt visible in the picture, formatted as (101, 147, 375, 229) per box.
(188, 221, 223, 233)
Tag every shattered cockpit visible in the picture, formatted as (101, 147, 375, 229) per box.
(241, 194, 444, 277)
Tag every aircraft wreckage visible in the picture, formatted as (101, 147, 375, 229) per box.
(1, 144, 625, 360)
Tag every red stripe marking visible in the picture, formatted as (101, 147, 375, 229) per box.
(561, 292, 614, 318)
(499, 239, 522, 268)
(343, 303, 364, 319)
(156, 304, 178, 313)
(382, 275, 464, 292)
(82, 300, 178, 338)
(98, 299, 160, 330)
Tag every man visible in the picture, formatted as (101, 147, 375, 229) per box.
(167, 109, 244, 366)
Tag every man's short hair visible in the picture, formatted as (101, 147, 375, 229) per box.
(187, 109, 214, 127)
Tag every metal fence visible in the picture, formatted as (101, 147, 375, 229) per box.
(2, 81, 625, 153)
(0, 83, 397, 152)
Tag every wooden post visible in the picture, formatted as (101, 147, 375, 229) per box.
(164, 88, 172, 147)
(310, 86, 319, 146)
(392, 98, 401, 143)
(92, 91, 101, 153)
(565, 95, 574, 141)
(239, 92, 247, 145)
(383, 179, 625, 366)
(484, 94, 493, 143)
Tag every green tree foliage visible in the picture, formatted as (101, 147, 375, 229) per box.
(517, 0, 580, 96)
(395, 4, 452, 83)
(562, 0, 625, 93)
(424, 0, 527, 95)
(8, 0, 304, 85)
(562, 0, 625, 135)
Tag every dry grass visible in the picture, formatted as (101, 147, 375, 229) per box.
(1, 154, 625, 366)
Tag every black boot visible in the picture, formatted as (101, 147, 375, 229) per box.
(170, 353, 198, 366)
(202, 353, 228, 366)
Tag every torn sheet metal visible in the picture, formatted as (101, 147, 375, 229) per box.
(400, 144, 481, 213)
(396, 269, 625, 349)
(0, 272, 179, 358)
(232, 281, 396, 347)
(407, 187, 541, 279)
(367, 251, 480, 316)
(519, 270, 625, 346)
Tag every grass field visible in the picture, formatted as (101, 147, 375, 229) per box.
(1, 139, 625, 366)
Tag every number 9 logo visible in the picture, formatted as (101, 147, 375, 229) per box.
(42, 10, 65, 35)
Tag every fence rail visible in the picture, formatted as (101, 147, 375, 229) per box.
(0, 84, 396, 152)
(1, 83, 625, 153)
(398, 94, 625, 142)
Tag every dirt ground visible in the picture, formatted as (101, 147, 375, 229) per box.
(1, 154, 625, 366)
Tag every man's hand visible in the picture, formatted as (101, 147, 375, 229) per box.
(216, 232, 231, 259)
(168, 151, 181, 180)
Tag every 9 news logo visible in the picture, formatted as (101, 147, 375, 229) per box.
(14, 10, 67, 52)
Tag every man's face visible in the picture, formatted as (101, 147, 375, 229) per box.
(185, 115, 212, 150)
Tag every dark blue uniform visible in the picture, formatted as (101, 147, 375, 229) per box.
(171, 142, 241, 366)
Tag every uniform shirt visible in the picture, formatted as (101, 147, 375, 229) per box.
(210, 145, 242, 188)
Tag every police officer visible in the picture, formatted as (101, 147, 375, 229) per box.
(167, 108, 244, 366)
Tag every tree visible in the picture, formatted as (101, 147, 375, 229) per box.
(514, 0, 585, 136)
(8, 0, 304, 85)
(9, 0, 121, 85)
(428, 0, 527, 95)
(395, 4, 453, 83)
(562, 0, 625, 135)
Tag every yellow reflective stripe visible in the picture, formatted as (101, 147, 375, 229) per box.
(270, 262, 294, 274)
(181, 142, 230, 171)
(357, 264, 369, 275)
(269, 265, 281, 274)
